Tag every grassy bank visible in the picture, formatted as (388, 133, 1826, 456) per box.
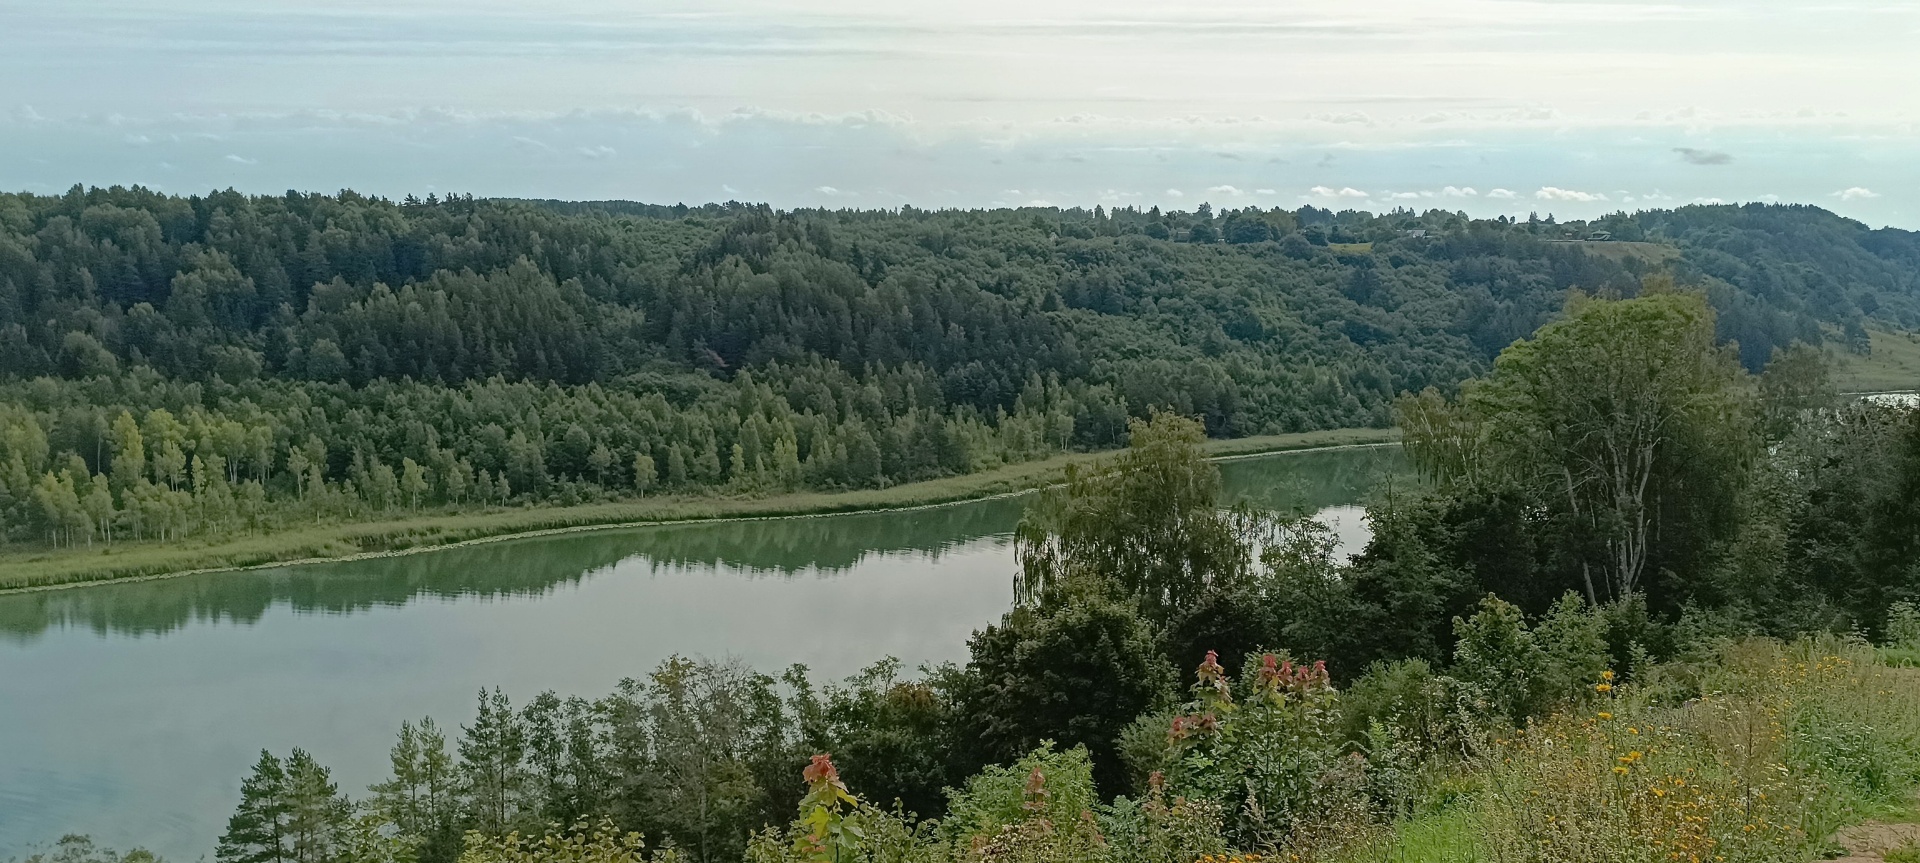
(1840, 326, 1920, 394)
(0, 427, 1398, 593)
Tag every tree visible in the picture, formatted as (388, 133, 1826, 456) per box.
(951, 591, 1176, 795)
(17, 834, 161, 863)
(1015, 413, 1251, 622)
(631, 452, 656, 494)
(218, 750, 292, 863)
(459, 688, 531, 837)
(587, 443, 613, 487)
(282, 748, 352, 863)
(370, 718, 459, 863)
(401, 457, 430, 511)
(1402, 292, 1755, 609)
(108, 411, 144, 491)
(1759, 343, 1837, 439)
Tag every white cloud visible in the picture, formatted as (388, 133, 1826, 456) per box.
(815, 185, 847, 195)
(1310, 112, 1372, 125)
(577, 145, 616, 159)
(223, 154, 257, 165)
(1310, 186, 1370, 199)
(1486, 188, 1517, 199)
(1207, 184, 1245, 195)
(1694, 196, 1726, 204)
(1836, 187, 1880, 200)
(1442, 186, 1477, 197)
(1387, 191, 1425, 200)
(1535, 186, 1608, 202)
(1255, 188, 1276, 195)
(1165, 188, 1185, 197)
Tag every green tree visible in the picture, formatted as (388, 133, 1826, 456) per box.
(1402, 292, 1754, 608)
(951, 591, 1175, 795)
(1759, 343, 1837, 439)
(371, 718, 460, 862)
(401, 457, 430, 511)
(1015, 413, 1250, 621)
(218, 750, 292, 863)
(459, 688, 531, 837)
(283, 748, 352, 863)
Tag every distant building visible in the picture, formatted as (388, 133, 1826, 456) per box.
(1402, 229, 1427, 239)
(1585, 230, 1613, 241)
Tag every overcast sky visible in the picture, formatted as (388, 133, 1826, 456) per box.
(3, 0, 1916, 224)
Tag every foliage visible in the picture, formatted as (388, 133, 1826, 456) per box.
(950, 597, 1175, 796)
(1403, 291, 1756, 611)
(1014, 414, 1252, 621)
(10, 190, 1911, 564)
(14, 836, 161, 863)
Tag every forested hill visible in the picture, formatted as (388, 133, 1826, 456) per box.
(1, 187, 1917, 553)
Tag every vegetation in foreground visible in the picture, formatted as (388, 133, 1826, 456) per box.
(28, 287, 1920, 863)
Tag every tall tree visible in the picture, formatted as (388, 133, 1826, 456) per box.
(1402, 291, 1755, 608)
(217, 751, 292, 863)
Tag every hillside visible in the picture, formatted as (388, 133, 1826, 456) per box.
(1, 190, 1917, 557)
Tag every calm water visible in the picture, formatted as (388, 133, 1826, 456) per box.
(0, 446, 1405, 859)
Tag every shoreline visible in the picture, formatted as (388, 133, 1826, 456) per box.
(0, 431, 1400, 596)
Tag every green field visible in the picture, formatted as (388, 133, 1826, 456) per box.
(0, 427, 1398, 592)
(1839, 325, 1920, 393)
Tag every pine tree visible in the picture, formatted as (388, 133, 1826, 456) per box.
(283, 748, 351, 863)
(458, 688, 529, 836)
(217, 750, 291, 863)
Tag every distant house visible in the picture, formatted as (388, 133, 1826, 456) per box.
(1402, 229, 1427, 239)
(1585, 230, 1613, 241)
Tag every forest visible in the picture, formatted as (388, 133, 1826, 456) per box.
(3, 187, 1919, 564)
(36, 290, 1915, 863)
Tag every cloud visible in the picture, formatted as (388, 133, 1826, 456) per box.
(1674, 147, 1732, 165)
(1310, 185, 1370, 199)
(1835, 187, 1880, 200)
(577, 145, 616, 159)
(815, 185, 849, 195)
(1310, 112, 1373, 125)
(1535, 186, 1608, 202)
(1486, 188, 1517, 199)
(1165, 188, 1185, 197)
(223, 154, 257, 165)
(1442, 186, 1477, 197)
(1254, 188, 1276, 195)
(1206, 184, 1244, 195)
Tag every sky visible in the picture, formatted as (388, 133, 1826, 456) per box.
(2, 0, 1916, 225)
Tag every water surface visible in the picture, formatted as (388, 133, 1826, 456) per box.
(0, 446, 1403, 859)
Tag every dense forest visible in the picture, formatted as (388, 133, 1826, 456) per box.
(125, 292, 1920, 863)
(2, 186, 1918, 554)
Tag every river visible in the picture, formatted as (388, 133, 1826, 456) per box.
(0, 445, 1406, 859)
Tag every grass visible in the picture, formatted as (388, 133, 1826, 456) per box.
(0, 427, 1399, 593)
(1336, 637, 1920, 863)
(1838, 325, 1920, 394)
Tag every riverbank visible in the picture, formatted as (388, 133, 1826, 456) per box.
(0, 427, 1398, 593)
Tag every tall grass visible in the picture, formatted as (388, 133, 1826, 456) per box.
(1354, 636, 1920, 863)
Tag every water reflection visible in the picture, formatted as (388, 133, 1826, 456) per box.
(0, 447, 1404, 644)
(0, 495, 1028, 642)
(0, 446, 1407, 861)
